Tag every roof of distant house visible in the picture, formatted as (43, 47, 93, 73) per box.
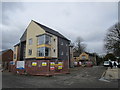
(73, 52, 80, 57)
(73, 52, 96, 57)
(85, 52, 95, 56)
(0, 49, 12, 55)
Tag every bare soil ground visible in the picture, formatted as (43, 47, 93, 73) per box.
(2, 66, 119, 88)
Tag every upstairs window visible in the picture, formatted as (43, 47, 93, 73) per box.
(14, 54, 16, 59)
(37, 34, 51, 45)
(29, 38, 33, 45)
(38, 35, 44, 45)
(45, 35, 51, 44)
(14, 47, 16, 52)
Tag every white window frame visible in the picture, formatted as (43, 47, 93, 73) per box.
(29, 38, 33, 45)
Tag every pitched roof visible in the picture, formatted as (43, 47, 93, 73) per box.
(32, 20, 70, 41)
(73, 52, 95, 57)
(73, 52, 80, 57)
(20, 20, 70, 43)
(85, 52, 95, 56)
(14, 43, 20, 47)
(20, 30, 27, 42)
(0, 49, 12, 55)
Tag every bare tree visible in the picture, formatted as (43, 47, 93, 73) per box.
(73, 37, 86, 54)
(104, 23, 120, 57)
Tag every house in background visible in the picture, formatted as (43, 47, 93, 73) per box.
(0, 49, 13, 70)
(13, 43, 20, 61)
(73, 52, 96, 67)
(13, 20, 71, 75)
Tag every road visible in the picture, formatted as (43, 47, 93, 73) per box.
(2, 66, 119, 88)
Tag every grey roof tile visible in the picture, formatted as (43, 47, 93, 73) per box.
(19, 20, 70, 43)
(33, 20, 70, 41)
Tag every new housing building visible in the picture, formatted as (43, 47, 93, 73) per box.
(13, 20, 71, 75)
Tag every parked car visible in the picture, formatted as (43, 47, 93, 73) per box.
(103, 61, 109, 67)
(85, 61, 93, 67)
(104, 61, 118, 67)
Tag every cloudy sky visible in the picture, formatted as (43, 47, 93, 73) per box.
(1, 2, 118, 55)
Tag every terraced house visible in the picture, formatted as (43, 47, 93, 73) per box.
(13, 20, 71, 75)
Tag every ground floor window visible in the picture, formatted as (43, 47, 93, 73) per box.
(37, 47, 51, 57)
(37, 47, 44, 56)
(45, 47, 50, 56)
(28, 49, 32, 55)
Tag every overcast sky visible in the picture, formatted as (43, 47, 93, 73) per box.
(1, 2, 118, 55)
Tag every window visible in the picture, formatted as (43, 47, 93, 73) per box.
(45, 47, 51, 56)
(66, 52, 68, 56)
(37, 47, 51, 57)
(14, 54, 16, 59)
(53, 49, 55, 53)
(82, 55, 86, 60)
(37, 47, 44, 57)
(29, 38, 32, 45)
(54, 38, 56, 42)
(61, 51, 63, 55)
(14, 47, 16, 52)
(66, 44, 67, 46)
(37, 34, 51, 45)
(61, 42, 63, 45)
(28, 49, 32, 55)
(45, 35, 51, 44)
(38, 35, 44, 45)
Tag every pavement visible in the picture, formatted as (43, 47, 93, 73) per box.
(101, 67, 120, 80)
(2, 66, 119, 88)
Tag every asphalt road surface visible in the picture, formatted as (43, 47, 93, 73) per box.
(2, 66, 119, 88)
